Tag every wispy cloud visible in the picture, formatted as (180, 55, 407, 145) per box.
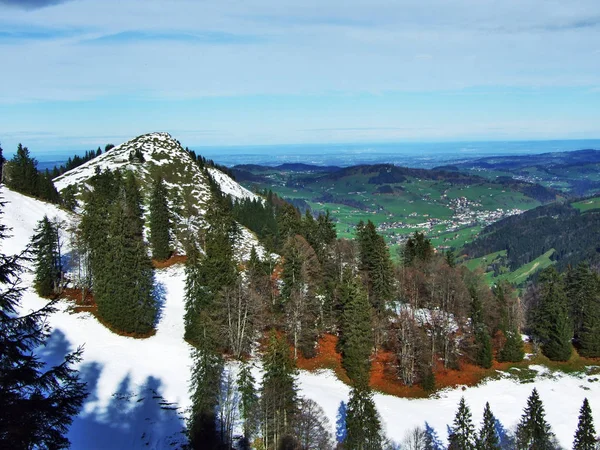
(0, 0, 73, 10)
(84, 30, 265, 45)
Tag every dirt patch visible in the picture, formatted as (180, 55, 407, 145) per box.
(152, 254, 187, 269)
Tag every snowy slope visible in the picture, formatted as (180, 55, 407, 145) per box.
(2, 187, 600, 448)
(207, 167, 261, 202)
(52, 132, 265, 261)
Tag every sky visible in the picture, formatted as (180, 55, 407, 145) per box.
(1, 0, 600, 153)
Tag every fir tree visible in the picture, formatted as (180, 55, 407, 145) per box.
(573, 398, 597, 450)
(237, 361, 258, 446)
(30, 215, 61, 297)
(344, 385, 383, 450)
(515, 388, 555, 450)
(478, 402, 500, 450)
(532, 267, 573, 361)
(0, 142, 4, 182)
(356, 220, 394, 313)
(5, 143, 38, 197)
(571, 265, 600, 358)
(448, 397, 477, 450)
(0, 201, 87, 448)
(339, 276, 373, 385)
(188, 347, 223, 449)
(260, 331, 298, 449)
(148, 176, 171, 261)
(497, 329, 525, 363)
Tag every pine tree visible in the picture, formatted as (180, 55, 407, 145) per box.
(478, 402, 500, 450)
(0, 201, 87, 448)
(515, 388, 555, 450)
(339, 276, 373, 385)
(30, 215, 61, 297)
(448, 397, 477, 450)
(573, 398, 597, 450)
(148, 176, 171, 261)
(260, 331, 298, 449)
(344, 385, 383, 450)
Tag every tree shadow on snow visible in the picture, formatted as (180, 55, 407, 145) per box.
(37, 329, 188, 449)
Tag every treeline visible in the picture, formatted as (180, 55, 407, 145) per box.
(2, 143, 60, 203)
(49, 144, 113, 178)
(185, 147, 236, 179)
(463, 202, 600, 273)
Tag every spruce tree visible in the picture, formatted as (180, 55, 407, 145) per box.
(532, 268, 573, 361)
(339, 276, 374, 385)
(188, 347, 224, 449)
(448, 397, 477, 450)
(237, 362, 258, 446)
(344, 385, 383, 450)
(5, 143, 38, 197)
(573, 398, 597, 450)
(148, 176, 171, 261)
(0, 202, 87, 448)
(478, 402, 500, 450)
(515, 388, 555, 450)
(497, 329, 525, 363)
(572, 266, 600, 358)
(260, 331, 298, 449)
(30, 215, 61, 297)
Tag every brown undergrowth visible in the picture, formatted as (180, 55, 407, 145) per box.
(61, 288, 156, 339)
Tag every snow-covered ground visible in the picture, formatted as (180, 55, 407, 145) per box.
(2, 186, 599, 448)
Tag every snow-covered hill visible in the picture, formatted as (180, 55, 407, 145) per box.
(2, 187, 599, 449)
(53, 132, 264, 259)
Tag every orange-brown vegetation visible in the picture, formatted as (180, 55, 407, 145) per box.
(152, 254, 187, 269)
(61, 288, 156, 339)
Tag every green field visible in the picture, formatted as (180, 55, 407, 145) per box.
(462, 250, 507, 272)
(572, 196, 600, 212)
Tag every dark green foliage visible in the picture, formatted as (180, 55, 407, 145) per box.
(188, 348, 223, 449)
(81, 169, 157, 335)
(4, 143, 60, 203)
(497, 329, 525, 363)
(238, 362, 259, 443)
(531, 268, 573, 361)
(0, 203, 87, 449)
(339, 277, 373, 385)
(344, 385, 383, 450)
(573, 398, 597, 450)
(356, 220, 394, 313)
(463, 202, 600, 275)
(403, 231, 434, 266)
(260, 332, 299, 449)
(475, 328, 493, 369)
(478, 402, 500, 450)
(61, 184, 78, 211)
(471, 286, 493, 369)
(566, 264, 600, 358)
(50, 147, 104, 178)
(0, 142, 4, 181)
(421, 366, 436, 391)
(148, 176, 171, 261)
(5, 144, 38, 195)
(515, 388, 555, 450)
(448, 397, 476, 450)
(30, 215, 61, 297)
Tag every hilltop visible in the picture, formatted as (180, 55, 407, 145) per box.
(53, 132, 264, 259)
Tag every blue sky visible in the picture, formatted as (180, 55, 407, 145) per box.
(1, 0, 599, 152)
